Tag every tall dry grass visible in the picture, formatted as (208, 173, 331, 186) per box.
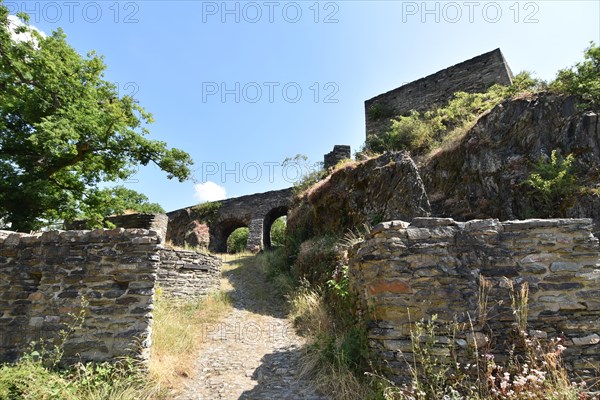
(149, 287, 232, 392)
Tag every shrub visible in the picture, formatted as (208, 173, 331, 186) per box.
(365, 72, 545, 156)
(288, 280, 372, 400)
(226, 227, 249, 253)
(366, 110, 435, 154)
(551, 42, 600, 109)
(525, 150, 578, 217)
(292, 235, 345, 285)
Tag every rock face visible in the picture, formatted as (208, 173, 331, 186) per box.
(287, 151, 431, 244)
(350, 217, 600, 383)
(421, 94, 600, 233)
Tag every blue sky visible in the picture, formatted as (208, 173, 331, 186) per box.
(8, 0, 600, 211)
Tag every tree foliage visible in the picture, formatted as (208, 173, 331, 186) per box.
(79, 186, 165, 228)
(227, 227, 249, 254)
(270, 216, 286, 247)
(0, 5, 193, 231)
(551, 42, 600, 108)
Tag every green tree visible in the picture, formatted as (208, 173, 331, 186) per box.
(227, 227, 249, 254)
(0, 6, 193, 231)
(79, 186, 165, 228)
(270, 216, 286, 247)
(551, 42, 600, 108)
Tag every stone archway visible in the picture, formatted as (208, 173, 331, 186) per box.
(211, 218, 248, 253)
(166, 188, 294, 253)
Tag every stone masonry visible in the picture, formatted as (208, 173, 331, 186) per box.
(350, 217, 600, 383)
(0, 224, 221, 365)
(365, 48, 513, 137)
(158, 249, 221, 300)
(324, 145, 351, 169)
(167, 188, 293, 253)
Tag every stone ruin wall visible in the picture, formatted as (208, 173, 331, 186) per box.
(0, 216, 221, 365)
(365, 48, 513, 137)
(350, 217, 600, 383)
(158, 249, 221, 299)
(324, 145, 351, 169)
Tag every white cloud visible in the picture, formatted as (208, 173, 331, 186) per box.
(194, 181, 227, 203)
(7, 14, 46, 43)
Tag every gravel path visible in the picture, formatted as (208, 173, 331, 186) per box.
(176, 256, 326, 400)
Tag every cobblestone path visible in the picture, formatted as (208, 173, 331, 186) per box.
(176, 255, 326, 400)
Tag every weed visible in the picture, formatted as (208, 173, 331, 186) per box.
(372, 278, 592, 400)
(524, 150, 578, 217)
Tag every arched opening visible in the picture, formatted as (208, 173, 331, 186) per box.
(269, 216, 286, 248)
(227, 227, 249, 254)
(263, 206, 288, 249)
(213, 218, 248, 253)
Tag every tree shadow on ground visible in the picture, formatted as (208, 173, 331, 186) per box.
(238, 346, 326, 400)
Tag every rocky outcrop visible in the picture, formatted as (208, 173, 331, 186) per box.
(421, 94, 600, 232)
(287, 151, 431, 246)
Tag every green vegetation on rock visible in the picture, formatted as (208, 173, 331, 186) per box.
(365, 72, 544, 156)
(192, 201, 222, 224)
(551, 42, 600, 108)
(525, 150, 578, 217)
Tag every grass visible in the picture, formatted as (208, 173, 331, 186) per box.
(0, 276, 233, 399)
(286, 282, 374, 400)
(149, 285, 233, 392)
(0, 356, 164, 400)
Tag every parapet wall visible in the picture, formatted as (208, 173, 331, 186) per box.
(365, 48, 513, 137)
(0, 227, 221, 365)
(66, 213, 169, 241)
(350, 217, 600, 382)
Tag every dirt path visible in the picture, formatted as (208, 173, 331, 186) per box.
(176, 255, 326, 400)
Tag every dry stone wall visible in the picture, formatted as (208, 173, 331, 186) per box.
(0, 226, 221, 365)
(158, 249, 221, 299)
(350, 217, 600, 382)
